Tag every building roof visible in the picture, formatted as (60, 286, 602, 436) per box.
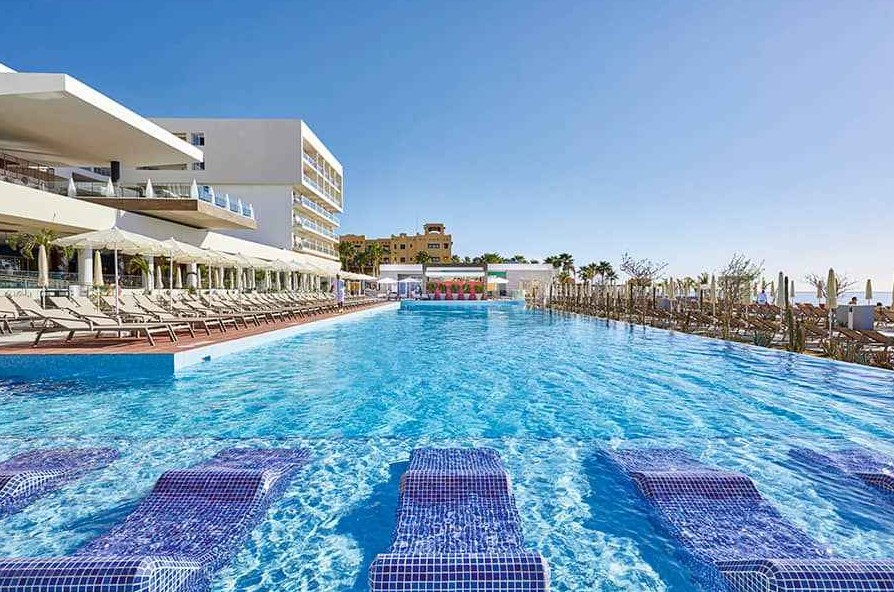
(0, 71, 203, 167)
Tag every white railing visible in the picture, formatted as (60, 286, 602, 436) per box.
(296, 216, 338, 240)
(295, 195, 339, 226)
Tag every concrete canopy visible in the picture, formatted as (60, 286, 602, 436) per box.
(0, 72, 204, 167)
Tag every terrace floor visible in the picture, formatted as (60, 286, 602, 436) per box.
(0, 302, 389, 355)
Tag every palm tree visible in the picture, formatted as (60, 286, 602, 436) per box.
(578, 263, 598, 285)
(508, 254, 528, 263)
(414, 250, 432, 264)
(364, 243, 385, 276)
(605, 269, 618, 285)
(593, 261, 614, 284)
(450, 255, 462, 263)
(338, 241, 357, 272)
(545, 253, 575, 276)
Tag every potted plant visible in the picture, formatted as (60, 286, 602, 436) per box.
(475, 284, 485, 300)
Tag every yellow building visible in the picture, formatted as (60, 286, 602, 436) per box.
(341, 223, 453, 264)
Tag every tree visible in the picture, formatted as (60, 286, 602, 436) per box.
(364, 243, 385, 276)
(7, 228, 73, 262)
(620, 253, 667, 288)
(697, 272, 710, 286)
(594, 260, 615, 284)
(578, 263, 598, 285)
(717, 253, 764, 338)
(545, 253, 575, 276)
(338, 241, 357, 272)
(473, 253, 504, 264)
(450, 255, 462, 263)
(508, 254, 528, 263)
(805, 272, 856, 299)
(414, 250, 432, 264)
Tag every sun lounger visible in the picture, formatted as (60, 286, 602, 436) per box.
(606, 448, 834, 592)
(0, 447, 309, 592)
(110, 296, 222, 337)
(0, 447, 118, 517)
(11, 297, 177, 347)
(790, 447, 894, 495)
(369, 447, 549, 592)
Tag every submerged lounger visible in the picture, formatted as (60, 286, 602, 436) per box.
(369, 447, 549, 592)
(0, 447, 119, 517)
(790, 447, 894, 495)
(0, 447, 309, 592)
(605, 448, 894, 592)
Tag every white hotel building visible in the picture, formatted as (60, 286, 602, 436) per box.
(120, 118, 343, 265)
(0, 62, 341, 289)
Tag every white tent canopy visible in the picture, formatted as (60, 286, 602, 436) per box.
(55, 227, 166, 256)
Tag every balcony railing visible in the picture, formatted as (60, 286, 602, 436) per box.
(46, 180, 255, 220)
(294, 215, 338, 240)
(301, 173, 343, 209)
(294, 237, 337, 258)
(294, 194, 339, 226)
(302, 152, 342, 190)
(0, 152, 56, 192)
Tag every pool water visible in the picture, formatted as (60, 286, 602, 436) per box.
(1, 304, 894, 591)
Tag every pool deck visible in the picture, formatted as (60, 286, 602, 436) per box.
(0, 301, 397, 378)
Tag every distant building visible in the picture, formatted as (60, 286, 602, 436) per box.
(341, 223, 452, 264)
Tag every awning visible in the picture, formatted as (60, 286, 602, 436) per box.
(425, 270, 486, 278)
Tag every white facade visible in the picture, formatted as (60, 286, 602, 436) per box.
(120, 118, 343, 266)
(0, 64, 342, 287)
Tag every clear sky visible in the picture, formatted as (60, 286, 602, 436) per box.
(3, 1, 894, 288)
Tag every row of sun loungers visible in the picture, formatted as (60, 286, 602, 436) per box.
(0, 291, 378, 347)
(0, 444, 891, 591)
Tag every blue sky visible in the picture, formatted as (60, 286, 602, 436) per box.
(3, 1, 894, 288)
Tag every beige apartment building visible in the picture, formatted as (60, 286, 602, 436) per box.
(341, 223, 452, 264)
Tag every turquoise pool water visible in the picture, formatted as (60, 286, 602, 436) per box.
(0, 304, 893, 590)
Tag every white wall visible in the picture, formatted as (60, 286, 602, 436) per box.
(208, 184, 293, 248)
(120, 118, 303, 185)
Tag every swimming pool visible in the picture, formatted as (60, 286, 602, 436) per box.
(0, 304, 893, 591)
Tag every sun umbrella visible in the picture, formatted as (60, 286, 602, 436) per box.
(865, 279, 873, 303)
(145, 179, 155, 199)
(790, 279, 795, 304)
(776, 271, 785, 307)
(190, 179, 199, 199)
(710, 273, 716, 305)
(37, 244, 49, 289)
(93, 251, 104, 287)
(769, 281, 776, 302)
(816, 280, 823, 300)
(175, 265, 183, 289)
(378, 277, 397, 285)
(103, 178, 115, 197)
(827, 269, 837, 309)
(56, 227, 166, 315)
(67, 177, 77, 197)
(155, 263, 163, 291)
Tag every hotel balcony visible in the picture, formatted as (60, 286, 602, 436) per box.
(0, 152, 257, 230)
(293, 214, 338, 242)
(292, 193, 339, 227)
(65, 180, 257, 231)
(293, 236, 338, 259)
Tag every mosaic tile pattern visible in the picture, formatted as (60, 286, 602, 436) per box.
(0, 447, 119, 517)
(607, 448, 828, 592)
(369, 447, 549, 591)
(0, 447, 309, 592)
(717, 558, 894, 592)
(790, 447, 894, 495)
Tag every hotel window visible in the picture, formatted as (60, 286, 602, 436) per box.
(443, 243, 449, 249)
(431, 257, 441, 262)
(400, 257, 406, 263)
(191, 132, 205, 146)
(192, 161, 205, 171)
(400, 244, 406, 250)
(427, 243, 440, 249)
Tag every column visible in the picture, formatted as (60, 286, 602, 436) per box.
(77, 248, 94, 288)
(187, 262, 198, 289)
(146, 255, 155, 292)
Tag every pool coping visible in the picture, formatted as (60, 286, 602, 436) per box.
(0, 302, 400, 379)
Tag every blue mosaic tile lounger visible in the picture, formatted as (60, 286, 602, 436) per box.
(0, 447, 119, 517)
(607, 448, 894, 592)
(790, 447, 894, 497)
(369, 447, 550, 591)
(0, 447, 309, 592)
